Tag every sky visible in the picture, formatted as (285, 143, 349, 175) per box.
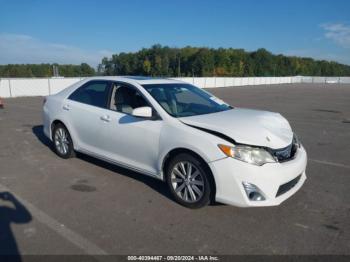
(0, 0, 349, 67)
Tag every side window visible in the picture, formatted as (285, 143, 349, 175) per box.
(68, 81, 110, 108)
(110, 83, 148, 114)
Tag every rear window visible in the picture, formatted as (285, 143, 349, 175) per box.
(68, 81, 110, 108)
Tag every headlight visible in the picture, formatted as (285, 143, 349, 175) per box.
(218, 144, 276, 166)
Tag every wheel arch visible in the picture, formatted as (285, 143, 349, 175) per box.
(51, 119, 67, 139)
(161, 147, 217, 201)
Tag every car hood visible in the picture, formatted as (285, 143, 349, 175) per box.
(179, 108, 293, 149)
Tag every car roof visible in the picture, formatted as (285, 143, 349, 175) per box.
(82, 76, 184, 85)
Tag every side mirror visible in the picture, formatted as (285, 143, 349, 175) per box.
(132, 106, 153, 118)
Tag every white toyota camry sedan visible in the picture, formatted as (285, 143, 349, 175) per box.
(43, 76, 307, 208)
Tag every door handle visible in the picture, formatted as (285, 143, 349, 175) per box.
(63, 104, 70, 111)
(100, 115, 111, 122)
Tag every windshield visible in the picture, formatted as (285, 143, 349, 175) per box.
(142, 83, 232, 117)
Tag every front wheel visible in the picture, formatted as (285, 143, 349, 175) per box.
(52, 123, 75, 159)
(166, 153, 212, 209)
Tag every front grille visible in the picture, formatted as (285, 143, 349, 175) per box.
(276, 175, 301, 197)
(270, 143, 297, 162)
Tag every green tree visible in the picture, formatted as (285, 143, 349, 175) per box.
(143, 59, 152, 75)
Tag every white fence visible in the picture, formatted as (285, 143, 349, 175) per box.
(0, 76, 349, 98)
(175, 76, 296, 88)
(0, 77, 84, 98)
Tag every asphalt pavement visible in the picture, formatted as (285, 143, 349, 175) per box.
(0, 83, 349, 256)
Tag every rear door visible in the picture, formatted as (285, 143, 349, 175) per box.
(66, 80, 111, 154)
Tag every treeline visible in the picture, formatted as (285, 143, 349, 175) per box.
(0, 63, 95, 77)
(99, 45, 350, 77)
(1, 45, 350, 77)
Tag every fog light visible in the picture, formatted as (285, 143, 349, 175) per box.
(242, 182, 266, 201)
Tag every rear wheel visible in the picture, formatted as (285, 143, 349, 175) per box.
(166, 153, 212, 209)
(52, 123, 75, 159)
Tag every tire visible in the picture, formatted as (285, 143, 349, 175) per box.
(52, 123, 75, 159)
(166, 153, 212, 209)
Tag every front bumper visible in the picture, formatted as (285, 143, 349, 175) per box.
(209, 145, 307, 207)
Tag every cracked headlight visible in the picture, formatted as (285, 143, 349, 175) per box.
(218, 144, 276, 166)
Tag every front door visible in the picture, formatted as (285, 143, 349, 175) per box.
(99, 82, 163, 176)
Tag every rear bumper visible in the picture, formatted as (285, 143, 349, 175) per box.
(43, 106, 52, 140)
(209, 145, 307, 207)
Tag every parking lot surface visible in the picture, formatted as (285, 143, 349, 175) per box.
(0, 83, 349, 255)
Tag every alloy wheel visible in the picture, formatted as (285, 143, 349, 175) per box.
(170, 161, 205, 203)
(54, 127, 70, 155)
